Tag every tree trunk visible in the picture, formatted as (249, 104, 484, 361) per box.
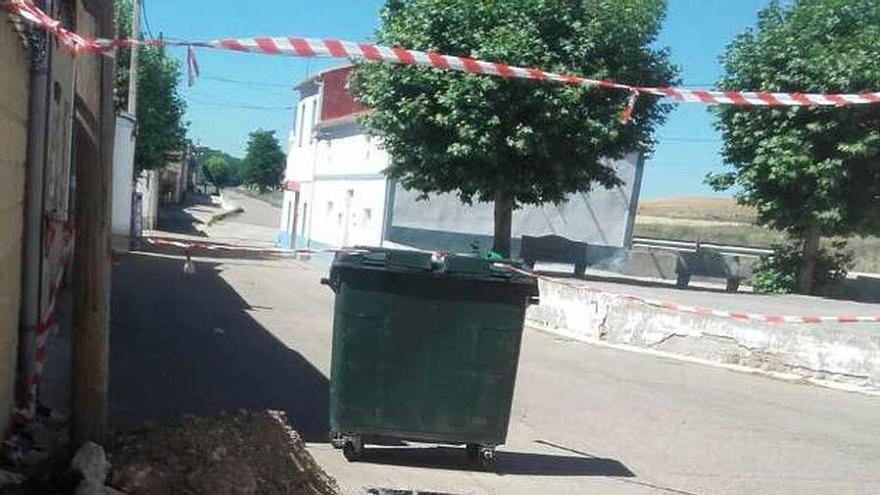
(798, 227, 821, 294)
(492, 192, 513, 258)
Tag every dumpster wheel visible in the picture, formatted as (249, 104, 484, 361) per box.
(342, 436, 365, 462)
(466, 444, 495, 469)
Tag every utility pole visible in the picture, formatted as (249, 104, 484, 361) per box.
(127, 0, 141, 115)
(71, 0, 117, 445)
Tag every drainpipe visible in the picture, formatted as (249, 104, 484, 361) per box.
(622, 152, 646, 249)
(18, 0, 54, 403)
(307, 82, 323, 247)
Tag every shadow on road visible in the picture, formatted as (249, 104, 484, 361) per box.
(352, 446, 634, 477)
(110, 252, 330, 442)
(535, 440, 703, 494)
(157, 202, 208, 237)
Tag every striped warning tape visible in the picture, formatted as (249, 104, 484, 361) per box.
(142, 235, 362, 256)
(142, 238, 880, 325)
(499, 265, 880, 325)
(14, 220, 74, 424)
(4, 0, 879, 109)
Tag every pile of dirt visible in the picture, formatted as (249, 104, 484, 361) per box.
(106, 411, 338, 495)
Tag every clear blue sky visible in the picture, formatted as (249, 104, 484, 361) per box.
(144, 0, 772, 198)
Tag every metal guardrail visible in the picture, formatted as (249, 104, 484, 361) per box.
(632, 236, 773, 257)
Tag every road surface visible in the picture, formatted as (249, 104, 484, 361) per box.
(108, 194, 880, 495)
(208, 188, 282, 245)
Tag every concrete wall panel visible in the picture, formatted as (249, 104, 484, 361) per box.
(388, 153, 643, 255)
(527, 278, 880, 393)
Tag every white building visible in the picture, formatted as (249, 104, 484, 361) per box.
(278, 66, 390, 250)
(278, 65, 644, 258)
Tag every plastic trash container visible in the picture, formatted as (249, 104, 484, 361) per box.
(322, 248, 538, 468)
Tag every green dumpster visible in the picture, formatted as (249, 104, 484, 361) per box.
(323, 248, 538, 467)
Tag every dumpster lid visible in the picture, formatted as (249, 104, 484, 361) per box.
(334, 247, 534, 283)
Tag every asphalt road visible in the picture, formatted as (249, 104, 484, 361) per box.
(108, 196, 880, 495)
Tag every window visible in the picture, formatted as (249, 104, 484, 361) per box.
(337, 213, 343, 226)
(347, 189, 355, 198)
(326, 201, 334, 217)
(362, 208, 372, 227)
(58, 0, 76, 30)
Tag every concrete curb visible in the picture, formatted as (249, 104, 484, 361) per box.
(525, 278, 880, 395)
(206, 194, 244, 226)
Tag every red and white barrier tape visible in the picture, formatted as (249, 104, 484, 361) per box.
(501, 265, 880, 325)
(15, 221, 74, 423)
(143, 235, 361, 256)
(4, 0, 880, 109)
(145, 238, 880, 325)
(3, 0, 102, 54)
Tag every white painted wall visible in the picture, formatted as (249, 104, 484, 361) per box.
(389, 152, 644, 251)
(136, 169, 160, 231)
(111, 113, 136, 238)
(303, 179, 388, 248)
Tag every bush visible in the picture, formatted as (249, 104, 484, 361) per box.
(752, 241, 853, 294)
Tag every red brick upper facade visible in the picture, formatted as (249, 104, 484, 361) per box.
(319, 66, 367, 124)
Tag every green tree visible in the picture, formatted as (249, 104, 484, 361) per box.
(114, 0, 133, 108)
(204, 155, 231, 194)
(197, 147, 244, 186)
(114, 0, 187, 172)
(350, 0, 678, 256)
(241, 130, 285, 192)
(710, 0, 880, 293)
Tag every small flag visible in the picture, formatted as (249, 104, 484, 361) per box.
(621, 90, 639, 124)
(187, 45, 200, 87)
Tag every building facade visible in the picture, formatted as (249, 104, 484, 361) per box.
(279, 66, 390, 250)
(0, 4, 33, 437)
(1, 0, 115, 440)
(278, 65, 644, 257)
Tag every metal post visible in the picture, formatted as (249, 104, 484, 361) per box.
(19, 0, 54, 408)
(126, 0, 141, 116)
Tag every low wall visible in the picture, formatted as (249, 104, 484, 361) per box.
(526, 278, 880, 393)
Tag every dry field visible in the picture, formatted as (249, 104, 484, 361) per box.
(635, 197, 880, 273)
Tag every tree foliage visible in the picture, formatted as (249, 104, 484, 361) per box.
(710, 0, 880, 291)
(197, 147, 244, 186)
(350, 0, 678, 254)
(204, 155, 231, 192)
(114, 0, 187, 172)
(241, 130, 285, 192)
(751, 240, 852, 294)
(113, 0, 133, 107)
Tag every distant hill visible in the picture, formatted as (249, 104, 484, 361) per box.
(638, 196, 757, 224)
